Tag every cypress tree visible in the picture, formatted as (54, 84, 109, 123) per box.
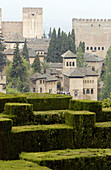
(8, 43, 29, 92)
(71, 29, 76, 53)
(0, 32, 6, 72)
(32, 54, 41, 73)
(22, 39, 29, 62)
(76, 46, 87, 67)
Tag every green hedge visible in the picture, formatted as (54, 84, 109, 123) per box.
(20, 149, 111, 170)
(12, 124, 74, 152)
(98, 107, 111, 122)
(33, 110, 65, 125)
(69, 99, 102, 121)
(4, 103, 34, 126)
(0, 97, 27, 113)
(0, 118, 12, 132)
(27, 96, 72, 111)
(93, 122, 111, 148)
(65, 111, 96, 148)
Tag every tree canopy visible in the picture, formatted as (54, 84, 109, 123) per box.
(32, 54, 41, 73)
(0, 32, 6, 72)
(47, 28, 76, 63)
(22, 39, 29, 62)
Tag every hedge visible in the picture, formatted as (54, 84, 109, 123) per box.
(4, 103, 34, 126)
(93, 122, 111, 148)
(0, 160, 51, 170)
(69, 99, 102, 121)
(65, 111, 96, 148)
(12, 124, 74, 152)
(98, 107, 111, 122)
(0, 97, 27, 113)
(33, 110, 65, 125)
(0, 118, 12, 132)
(27, 96, 72, 111)
(20, 148, 111, 170)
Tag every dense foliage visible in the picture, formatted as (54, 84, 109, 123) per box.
(32, 54, 41, 73)
(0, 32, 6, 72)
(22, 39, 29, 62)
(47, 28, 76, 63)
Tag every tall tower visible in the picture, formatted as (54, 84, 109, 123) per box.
(23, 8, 43, 39)
(0, 8, 2, 33)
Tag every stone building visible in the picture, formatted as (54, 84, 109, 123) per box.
(0, 8, 43, 39)
(30, 73, 58, 93)
(72, 18, 111, 58)
(62, 50, 98, 100)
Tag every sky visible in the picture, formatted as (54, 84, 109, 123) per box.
(0, 0, 111, 34)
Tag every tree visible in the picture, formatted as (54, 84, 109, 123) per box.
(76, 46, 87, 68)
(79, 41, 85, 53)
(32, 54, 41, 73)
(102, 46, 111, 99)
(43, 31, 47, 39)
(7, 43, 29, 92)
(22, 39, 29, 62)
(70, 29, 76, 53)
(41, 60, 49, 73)
(48, 27, 52, 38)
(0, 32, 6, 72)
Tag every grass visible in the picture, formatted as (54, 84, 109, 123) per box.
(20, 148, 111, 162)
(12, 124, 73, 133)
(0, 160, 51, 170)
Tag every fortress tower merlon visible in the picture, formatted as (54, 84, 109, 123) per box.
(23, 7, 43, 39)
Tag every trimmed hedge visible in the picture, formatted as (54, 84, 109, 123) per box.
(0, 97, 27, 113)
(98, 107, 111, 122)
(65, 111, 96, 148)
(0, 118, 12, 132)
(69, 99, 102, 121)
(20, 149, 111, 170)
(27, 96, 72, 111)
(4, 103, 34, 126)
(93, 122, 111, 148)
(33, 110, 65, 125)
(12, 124, 74, 152)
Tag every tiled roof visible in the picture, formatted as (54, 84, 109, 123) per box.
(48, 63, 63, 68)
(84, 53, 104, 62)
(63, 68, 98, 77)
(5, 32, 25, 42)
(61, 50, 77, 58)
(31, 73, 58, 82)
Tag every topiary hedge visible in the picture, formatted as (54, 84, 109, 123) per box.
(69, 99, 102, 121)
(4, 103, 34, 126)
(0, 97, 27, 113)
(27, 96, 72, 111)
(12, 124, 74, 152)
(33, 110, 65, 125)
(65, 110, 96, 148)
(20, 149, 111, 170)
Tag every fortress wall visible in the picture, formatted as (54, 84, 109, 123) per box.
(72, 18, 111, 58)
(23, 8, 43, 39)
(2, 22, 23, 38)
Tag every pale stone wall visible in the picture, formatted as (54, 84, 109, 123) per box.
(83, 76, 97, 100)
(72, 18, 111, 58)
(6, 54, 14, 61)
(87, 61, 103, 77)
(36, 79, 46, 93)
(69, 78, 83, 99)
(63, 58, 77, 72)
(46, 81, 57, 93)
(5, 42, 24, 49)
(63, 75, 69, 92)
(2, 22, 23, 38)
(0, 75, 6, 93)
(23, 8, 43, 39)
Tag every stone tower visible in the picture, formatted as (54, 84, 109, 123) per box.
(23, 8, 43, 39)
(72, 18, 111, 58)
(61, 50, 77, 72)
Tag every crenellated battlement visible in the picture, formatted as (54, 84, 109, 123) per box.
(72, 18, 111, 23)
(23, 7, 43, 15)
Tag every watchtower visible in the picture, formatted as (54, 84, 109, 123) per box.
(23, 8, 43, 39)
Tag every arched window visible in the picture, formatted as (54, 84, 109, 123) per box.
(72, 62, 75, 66)
(90, 47, 93, 50)
(87, 47, 89, 50)
(66, 62, 68, 66)
(70, 62, 71, 66)
(98, 47, 100, 50)
(86, 89, 90, 94)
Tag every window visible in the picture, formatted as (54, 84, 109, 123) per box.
(70, 62, 71, 66)
(40, 80, 42, 84)
(41, 52, 42, 54)
(86, 89, 90, 94)
(40, 88, 42, 93)
(83, 89, 85, 95)
(92, 66, 95, 71)
(32, 14, 34, 16)
(87, 80, 89, 83)
(1, 75, 3, 80)
(72, 62, 75, 66)
(90, 80, 91, 83)
(87, 47, 89, 50)
(74, 91, 78, 97)
(43, 80, 45, 84)
(99, 24, 101, 27)
(102, 47, 104, 50)
(33, 88, 35, 92)
(49, 89, 52, 93)
(98, 47, 100, 50)
(91, 89, 93, 94)
(91, 24, 93, 27)
(90, 47, 93, 50)
(94, 47, 96, 51)
(92, 80, 94, 83)
(66, 62, 68, 66)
